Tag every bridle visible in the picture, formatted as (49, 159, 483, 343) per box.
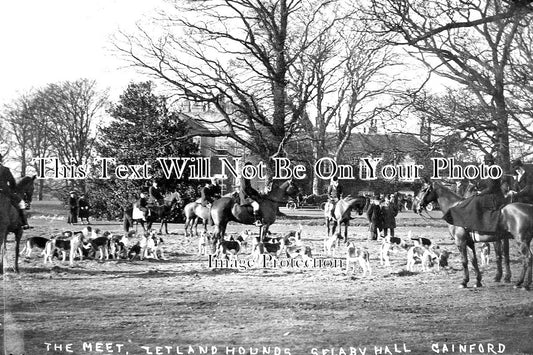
(415, 184, 440, 221)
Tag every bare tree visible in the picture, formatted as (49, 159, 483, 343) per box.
(35, 79, 108, 192)
(114, 0, 347, 178)
(3, 93, 34, 176)
(367, 0, 533, 174)
(293, 17, 401, 193)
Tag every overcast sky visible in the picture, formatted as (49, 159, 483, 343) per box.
(0, 0, 165, 104)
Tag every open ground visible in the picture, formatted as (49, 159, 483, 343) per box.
(1, 201, 532, 355)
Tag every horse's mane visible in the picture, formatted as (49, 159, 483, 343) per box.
(17, 175, 35, 186)
(434, 181, 462, 200)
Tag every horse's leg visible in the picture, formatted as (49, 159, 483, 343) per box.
(14, 229, 22, 273)
(515, 239, 532, 290)
(457, 238, 470, 288)
(502, 238, 512, 283)
(467, 238, 482, 288)
(493, 240, 503, 282)
(193, 218, 200, 237)
(184, 217, 190, 238)
(343, 222, 348, 244)
(0, 228, 6, 274)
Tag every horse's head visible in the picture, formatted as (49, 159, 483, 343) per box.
(283, 179, 300, 199)
(353, 196, 368, 215)
(16, 175, 36, 209)
(413, 182, 437, 214)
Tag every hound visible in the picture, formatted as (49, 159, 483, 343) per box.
(346, 242, 371, 276)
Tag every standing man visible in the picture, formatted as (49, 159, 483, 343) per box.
(67, 191, 78, 225)
(148, 181, 164, 206)
(367, 195, 383, 240)
(381, 195, 398, 237)
(0, 154, 30, 229)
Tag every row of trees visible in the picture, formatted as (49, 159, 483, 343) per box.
(113, 0, 533, 191)
(2, 81, 198, 218)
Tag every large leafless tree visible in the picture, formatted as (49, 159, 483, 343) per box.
(114, 0, 349, 179)
(367, 0, 533, 173)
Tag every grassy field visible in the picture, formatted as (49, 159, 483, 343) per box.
(1, 200, 532, 355)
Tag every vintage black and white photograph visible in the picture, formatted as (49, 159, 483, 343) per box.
(1, 1, 533, 354)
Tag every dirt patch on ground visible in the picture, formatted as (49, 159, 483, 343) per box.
(1, 202, 532, 355)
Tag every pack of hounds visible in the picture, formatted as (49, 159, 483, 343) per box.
(22, 227, 166, 266)
(197, 226, 456, 276)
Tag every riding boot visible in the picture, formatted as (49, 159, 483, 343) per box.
(254, 211, 262, 227)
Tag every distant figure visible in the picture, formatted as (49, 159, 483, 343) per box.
(239, 162, 263, 226)
(136, 192, 149, 220)
(77, 194, 91, 224)
(325, 176, 343, 219)
(67, 191, 78, 224)
(509, 159, 533, 204)
(200, 178, 222, 207)
(381, 195, 398, 237)
(367, 195, 383, 240)
(149, 181, 164, 206)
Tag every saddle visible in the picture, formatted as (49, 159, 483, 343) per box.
(443, 195, 503, 233)
(132, 206, 146, 221)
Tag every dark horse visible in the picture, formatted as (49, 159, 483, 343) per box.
(414, 181, 533, 290)
(123, 193, 181, 234)
(0, 176, 36, 273)
(210, 180, 299, 242)
(325, 196, 367, 242)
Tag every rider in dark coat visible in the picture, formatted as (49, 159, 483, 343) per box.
(509, 159, 533, 204)
(239, 162, 262, 226)
(148, 181, 164, 206)
(0, 154, 30, 228)
(443, 154, 505, 233)
(200, 178, 222, 207)
(367, 195, 383, 240)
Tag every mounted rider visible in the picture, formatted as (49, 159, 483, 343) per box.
(200, 178, 222, 207)
(442, 153, 505, 233)
(238, 162, 263, 227)
(148, 180, 164, 206)
(508, 159, 533, 204)
(135, 192, 149, 220)
(0, 154, 30, 229)
(325, 176, 343, 218)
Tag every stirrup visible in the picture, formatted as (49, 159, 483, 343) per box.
(254, 220, 263, 227)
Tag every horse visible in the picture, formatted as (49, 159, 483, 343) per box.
(414, 181, 533, 290)
(183, 201, 211, 238)
(210, 180, 299, 243)
(123, 193, 181, 234)
(325, 196, 368, 242)
(0, 175, 36, 274)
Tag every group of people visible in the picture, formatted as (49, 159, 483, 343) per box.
(367, 194, 399, 240)
(133, 162, 265, 226)
(67, 191, 91, 224)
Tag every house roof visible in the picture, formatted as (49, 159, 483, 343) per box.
(341, 133, 428, 156)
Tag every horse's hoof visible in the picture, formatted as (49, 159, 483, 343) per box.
(522, 286, 531, 291)
(493, 277, 502, 283)
(459, 284, 467, 289)
(504, 278, 512, 283)
(475, 282, 482, 288)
